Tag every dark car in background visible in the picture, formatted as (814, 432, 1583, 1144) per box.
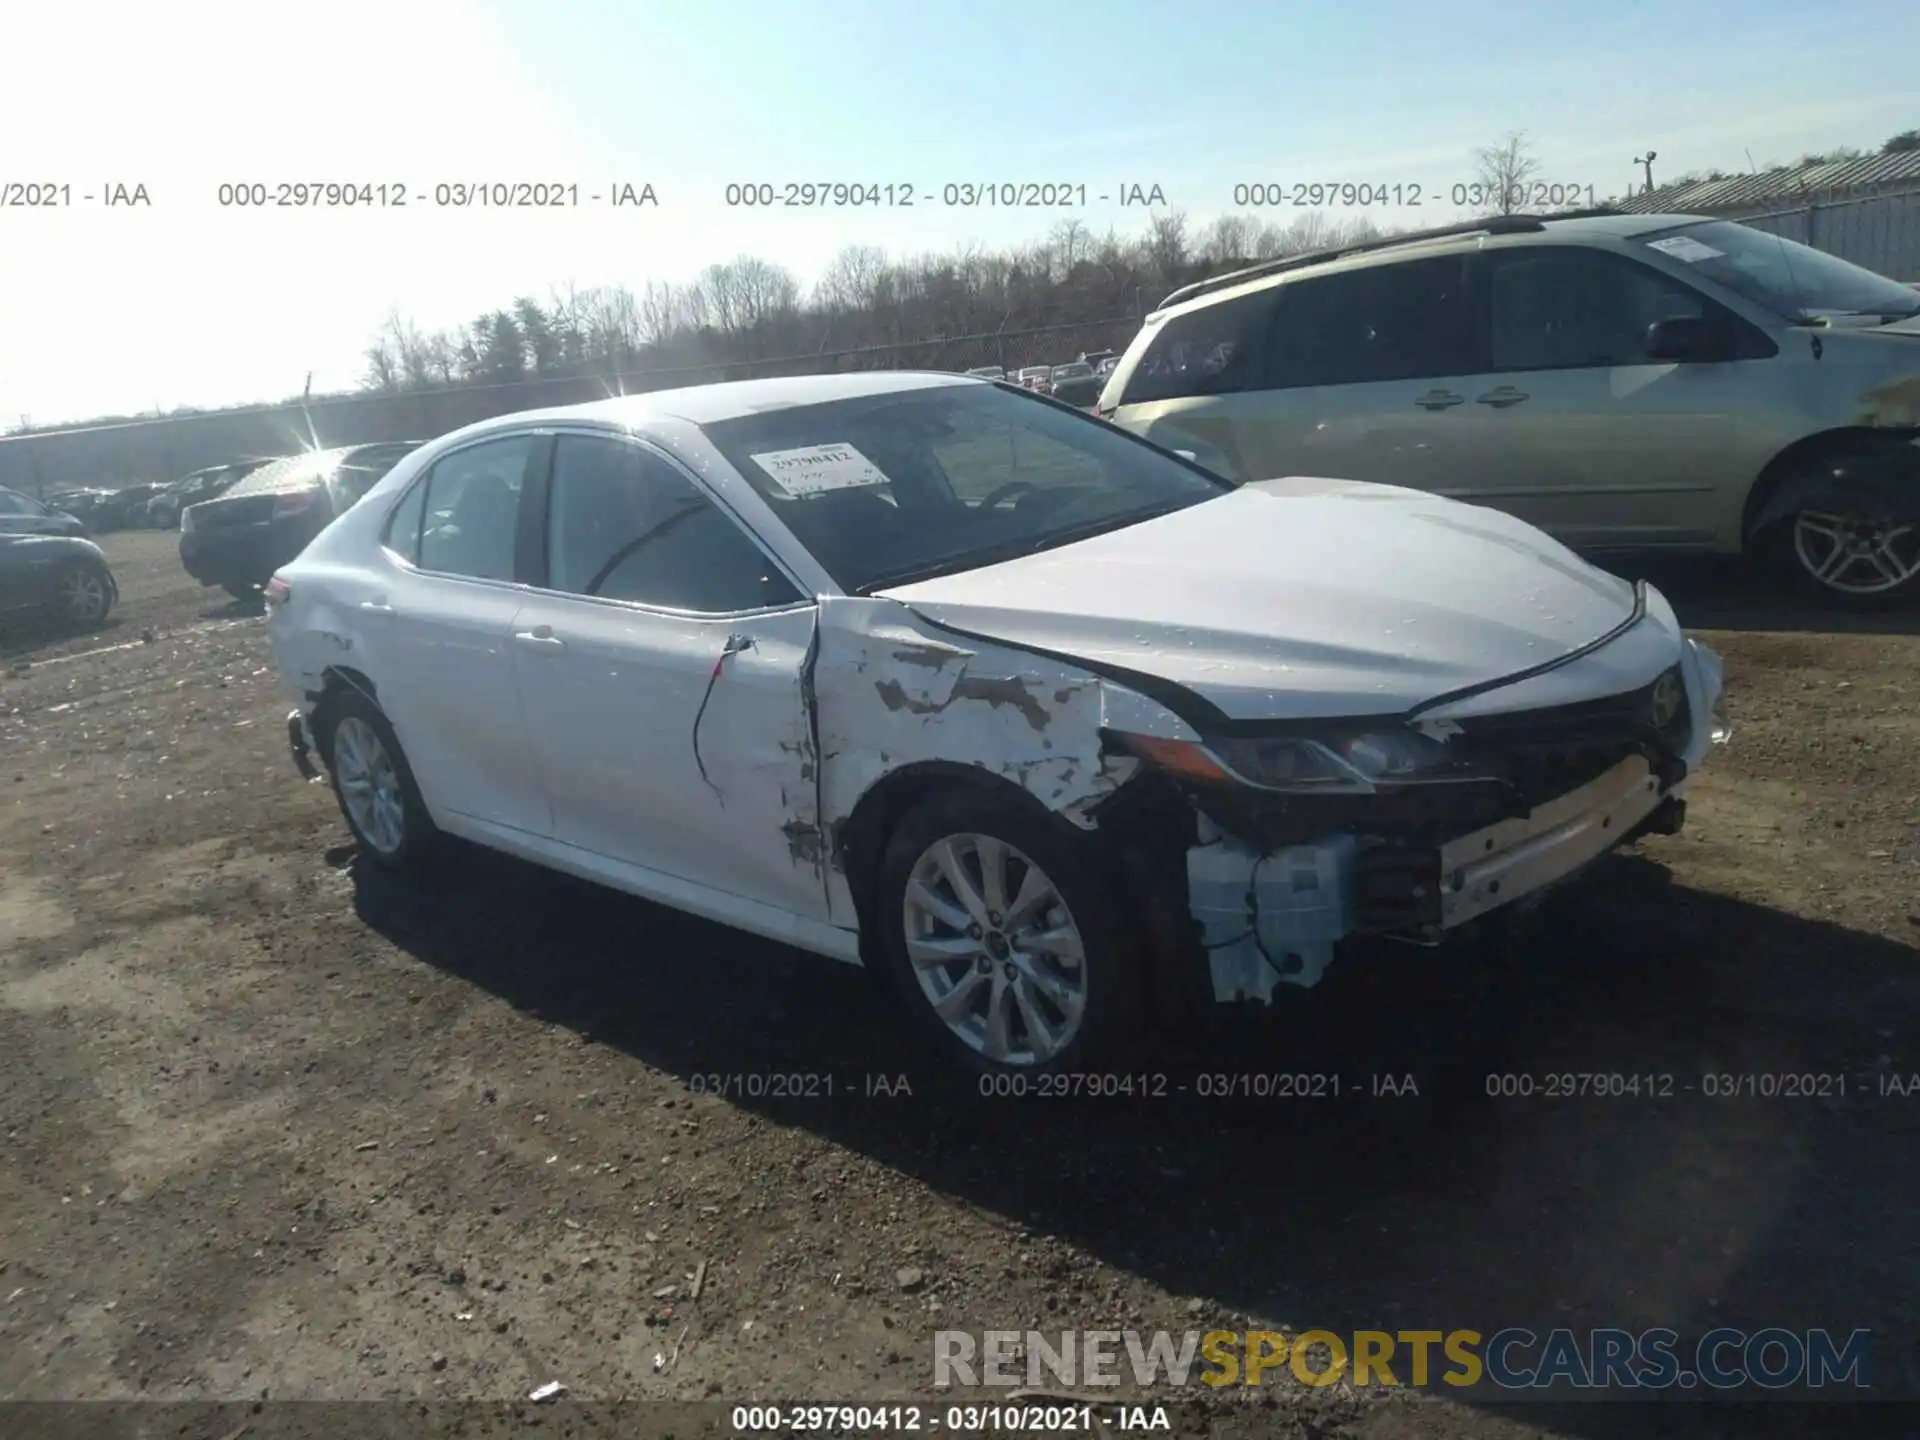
(0, 485, 89, 538)
(1047, 361, 1104, 409)
(143, 459, 278, 530)
(44, 488, 117, 531)
(88, 482, 170, 532)
(0, 533, 118, 632)
(180, 442, 424, 599)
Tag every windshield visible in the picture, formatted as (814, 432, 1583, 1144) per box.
(1638, 219, 1920, 322)
(701, 382, 1229, 593)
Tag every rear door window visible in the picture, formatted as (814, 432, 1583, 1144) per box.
(1118, 288, 1280, 405)
(416, 436, 537, 582)
(1264, 257, 1477, 388)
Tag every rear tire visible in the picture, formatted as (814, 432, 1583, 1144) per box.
(313, 690, 437, 872)
(872, 787, 1144, 1077)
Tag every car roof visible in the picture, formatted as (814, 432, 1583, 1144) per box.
(1154, 211, 1714, 318)
(435, 371, 978, 442)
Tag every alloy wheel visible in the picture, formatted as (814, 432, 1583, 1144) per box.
(900, 832, 1089, 1066)
(1792, 511, 1920, 596)
(331, 716, 407, 856)
(56, 566, 109, 622)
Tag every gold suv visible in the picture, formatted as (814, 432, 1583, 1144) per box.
(1100, 211, 1920, 606)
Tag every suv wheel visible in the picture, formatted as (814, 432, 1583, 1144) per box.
(1781, 508, 1920, 607)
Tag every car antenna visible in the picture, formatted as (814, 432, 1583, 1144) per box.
(1745, 147, 1810, 337)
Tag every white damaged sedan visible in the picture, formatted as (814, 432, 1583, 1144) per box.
(267, 372, 1729, 1074)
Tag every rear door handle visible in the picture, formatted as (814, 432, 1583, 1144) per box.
(514, 628, 566, 654)
(358, 600, 395, 615)
(1476, 387, 1530, 408)
(1416, 390, 1466, 410)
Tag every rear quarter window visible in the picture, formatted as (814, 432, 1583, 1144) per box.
(1118, 289, 1279, 406)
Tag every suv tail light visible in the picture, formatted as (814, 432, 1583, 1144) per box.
(264, 577, 292, 608)
(272, 486, 326, 519)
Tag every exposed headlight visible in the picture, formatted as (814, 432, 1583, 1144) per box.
(1688, 639, 1731, 744)
(1124, 728, 1492, 794)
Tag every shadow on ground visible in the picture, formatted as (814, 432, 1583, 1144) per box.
(348, 833, 1920, 1427)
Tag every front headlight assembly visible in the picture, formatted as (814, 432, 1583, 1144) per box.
(1123, 728, 1494, 794)
(1688, 639, 1731, 745)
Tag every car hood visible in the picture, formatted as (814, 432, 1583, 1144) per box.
(878, 478, 1643, 721)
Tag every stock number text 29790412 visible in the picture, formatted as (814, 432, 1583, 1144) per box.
(1230, 181, 1598, 210)
(721, 182, 1166, 208)
(212, 182, 659, 209)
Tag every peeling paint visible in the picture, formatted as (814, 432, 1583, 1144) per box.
(781, 819, 825, 867)
(807, 596, 1179, 925)
(874, 673, 1052, 732)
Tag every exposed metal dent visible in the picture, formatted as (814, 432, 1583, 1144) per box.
(874, 673, 1053, 732)
(813, 599, 1170, 918)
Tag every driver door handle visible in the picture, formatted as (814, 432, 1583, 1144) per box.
(1416, 389, 1466, 410)
(514, 627, 566, 655)
(1476, 386, 1530, 408)
(358, 600, 395, 615)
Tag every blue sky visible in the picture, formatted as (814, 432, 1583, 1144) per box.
(2, 0, 1914, 424)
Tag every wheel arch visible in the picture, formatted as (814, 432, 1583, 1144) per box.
(834, 761, 1059, 961)
(1741, 425, 1920, 545)
(308, 666, 381, 752)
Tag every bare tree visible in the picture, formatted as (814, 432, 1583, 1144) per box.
(1143, 211, 1190, 283)
(1472, 131, 1541, 214)
(362, 338, 400, 391)
(636, 280, 679, 347)
(813, 244, 889, 314)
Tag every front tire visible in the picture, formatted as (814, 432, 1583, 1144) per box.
(873, 787, 1143, 1076)
(52, 560, 113, 628)
(1766, 507, 1920, 609)
(314, 690, 437, 871)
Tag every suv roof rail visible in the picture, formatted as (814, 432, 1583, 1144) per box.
(1153, 207, 1630, 311)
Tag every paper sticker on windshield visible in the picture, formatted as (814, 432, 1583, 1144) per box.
(1647, 235, 1724, 263)
(749, 443, 890, 498)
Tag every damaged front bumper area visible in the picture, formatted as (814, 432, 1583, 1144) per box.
(1167, 641, 1728, 1005)
(287, 707, 322, 782)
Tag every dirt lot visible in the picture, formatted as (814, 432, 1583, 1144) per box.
(2, 531, 1917, 1439)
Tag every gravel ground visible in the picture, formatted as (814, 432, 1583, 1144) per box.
(1, 532, 1917, 1439)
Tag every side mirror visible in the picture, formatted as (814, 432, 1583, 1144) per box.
(1644, 316, 1720, 363)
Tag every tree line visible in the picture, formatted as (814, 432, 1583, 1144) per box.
(356, 206, 1401, 396)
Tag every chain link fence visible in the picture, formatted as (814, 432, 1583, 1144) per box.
(1, 315, 1151, 495)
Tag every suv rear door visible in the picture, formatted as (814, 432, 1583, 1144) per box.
(1109, 256, 1483, 489)
(1243, 255, 1481, 490)
(1451, 244, 1785, 547)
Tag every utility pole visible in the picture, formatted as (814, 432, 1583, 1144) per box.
(1633, 151, 1658, 196)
